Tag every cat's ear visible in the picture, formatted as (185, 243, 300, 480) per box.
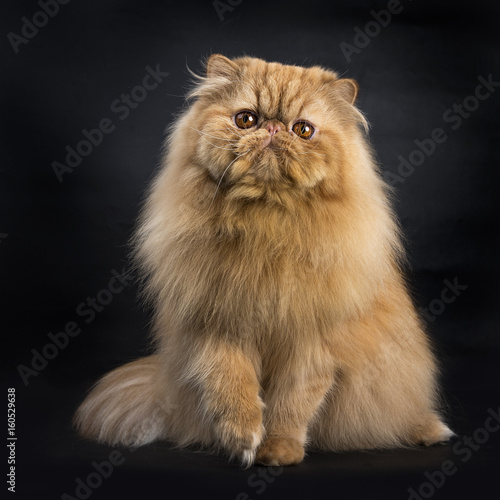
(332, 78, 359, 105)
(206, 54, 239, 79)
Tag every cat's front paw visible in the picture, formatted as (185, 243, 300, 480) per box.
(219, 422, 264, 467)
(214, 405, 264, 467)
(255, 436, 304, 466)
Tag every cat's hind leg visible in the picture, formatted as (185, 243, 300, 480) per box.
(308, 344, 453, 452)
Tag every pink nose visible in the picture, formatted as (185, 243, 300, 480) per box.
(265, 123, 281, 136)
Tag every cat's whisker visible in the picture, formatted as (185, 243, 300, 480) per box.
(295, 143, 326, 156)
(288, 152, 305, 166)
(209, 150, 251, 207)
(187, 100, 241, 149)
(188, 127, 239, 142)
(196, 137, 236, 152)
(224, 123, 244, 139)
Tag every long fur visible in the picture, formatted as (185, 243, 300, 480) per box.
(74, 55, 453, 466)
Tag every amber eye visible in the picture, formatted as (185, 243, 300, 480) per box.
(292, 121, 315, 140)
(234, 111, 258, 129)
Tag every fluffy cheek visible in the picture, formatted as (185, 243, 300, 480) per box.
(285, 144, 329, 189)
(194, 112, 240, 180)
(283, 130, 345, 196)
(313, 132, 344, 196)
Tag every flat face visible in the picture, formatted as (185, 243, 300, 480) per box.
(189, 57, 360, 202)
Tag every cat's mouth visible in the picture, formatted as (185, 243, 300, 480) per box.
(260, 135, 274, 149)
(251, 133, 289, 164)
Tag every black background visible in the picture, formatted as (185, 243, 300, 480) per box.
(2, 0, 500, 499)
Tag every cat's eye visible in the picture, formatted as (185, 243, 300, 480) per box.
(234, 111, 258, 129)
(292, 121, 315, 140)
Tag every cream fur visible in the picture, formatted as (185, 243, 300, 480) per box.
(74, 55, 452, 466)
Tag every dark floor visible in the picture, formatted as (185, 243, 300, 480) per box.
(6, 362, 499, 500)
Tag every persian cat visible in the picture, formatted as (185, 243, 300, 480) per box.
(74, 54, 453, 466)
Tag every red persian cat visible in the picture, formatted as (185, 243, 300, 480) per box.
(74, 54, 453, 466)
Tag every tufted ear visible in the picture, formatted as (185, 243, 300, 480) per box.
(332, 78, 359, 105)
(206, 54, 239, 79)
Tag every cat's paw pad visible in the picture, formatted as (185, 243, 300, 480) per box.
(255, 436, 304, 466)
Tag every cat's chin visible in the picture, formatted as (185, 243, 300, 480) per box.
(242, 157, 292, 190)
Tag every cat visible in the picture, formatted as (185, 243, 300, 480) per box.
(74, 54, 453, 467)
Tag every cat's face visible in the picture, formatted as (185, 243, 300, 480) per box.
(188, 55, 362, 203)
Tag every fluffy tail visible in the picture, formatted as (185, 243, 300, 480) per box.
(73, 355, 169, 447)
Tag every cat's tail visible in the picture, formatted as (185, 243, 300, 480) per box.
(73, 355, 170, 447)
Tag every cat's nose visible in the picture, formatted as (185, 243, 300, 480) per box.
(264, 122, 281, 136)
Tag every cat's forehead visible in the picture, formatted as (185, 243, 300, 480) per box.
(233, 61, 326, 121)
